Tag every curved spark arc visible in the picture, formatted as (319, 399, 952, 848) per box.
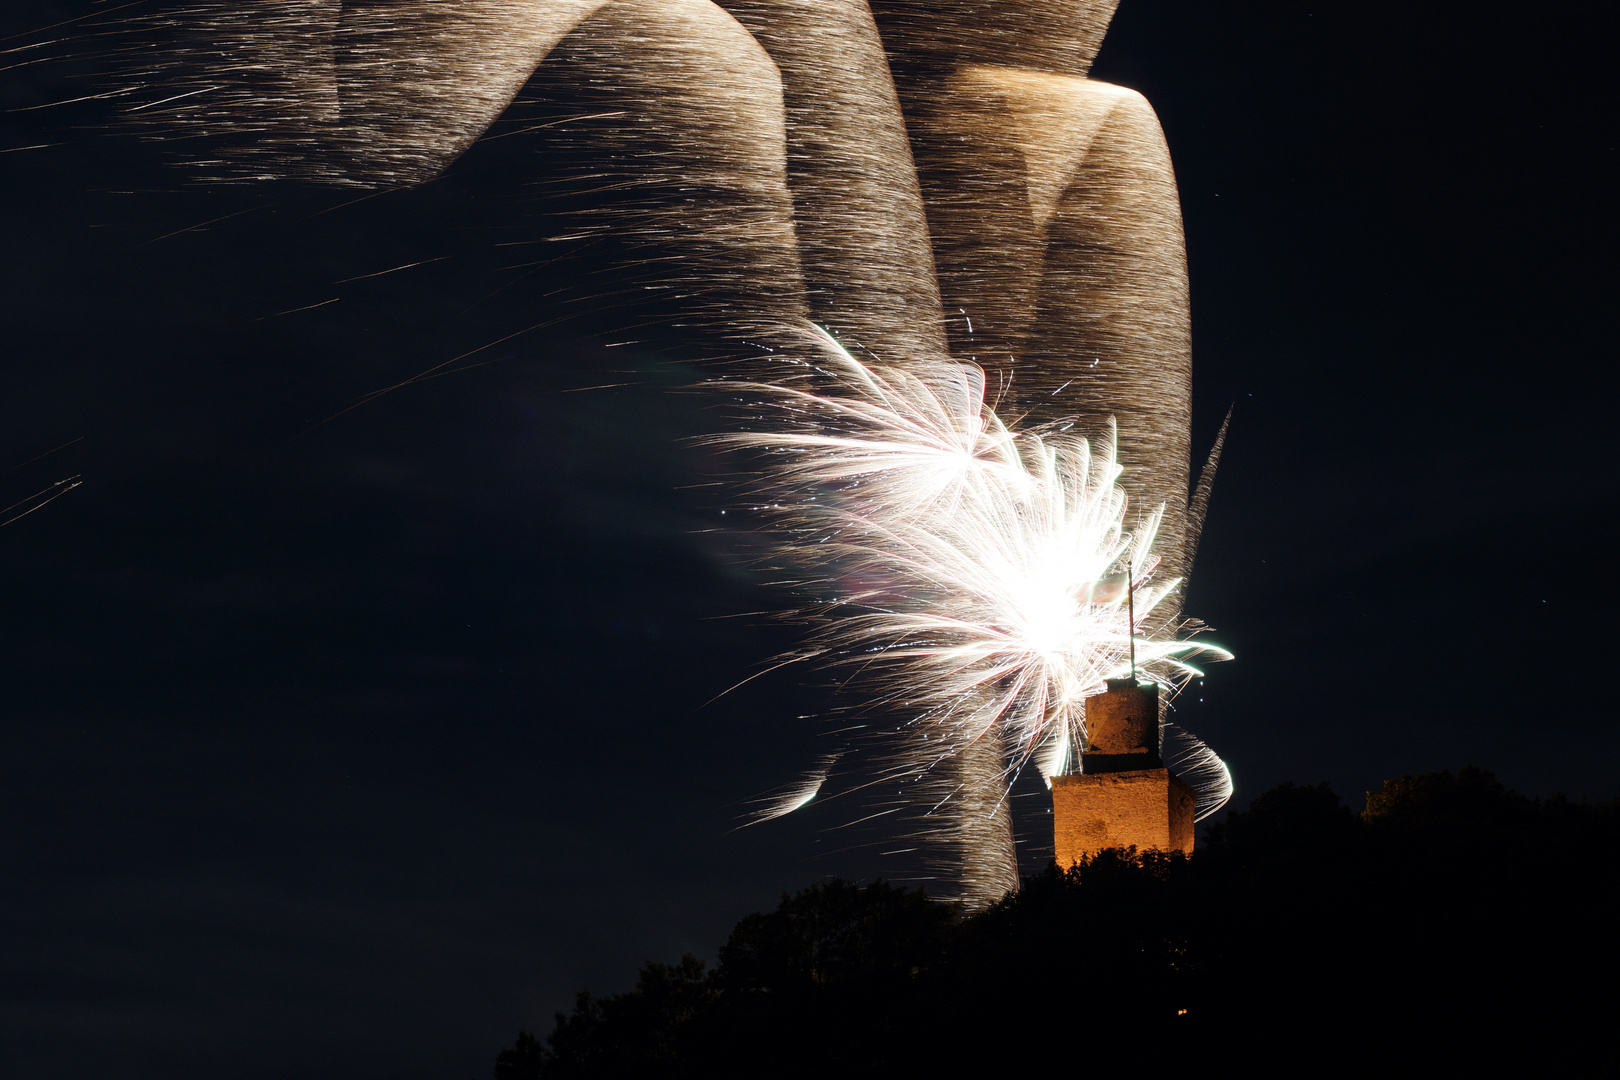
(722, 327, 1230, 815)
(747, 751, 842, 825)
(721, 327, 1029, 520)
(1163, 721, 1234, 823)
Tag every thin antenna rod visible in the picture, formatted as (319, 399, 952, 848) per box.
(1127, 556, 1137, 681)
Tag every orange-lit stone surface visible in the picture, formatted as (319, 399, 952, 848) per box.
(1084, 678, 1159, 755)
(1051, 767, 1194, 865)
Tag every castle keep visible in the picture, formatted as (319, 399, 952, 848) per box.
(1051, 679, 1195, 864)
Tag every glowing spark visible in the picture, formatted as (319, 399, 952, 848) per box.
(1163, 721, 1234, 822)
(0, 475, 83, 528)
(721, 327, 1229, 810)
(719, 328, 1028, 521)
(748, 752, 841, 825)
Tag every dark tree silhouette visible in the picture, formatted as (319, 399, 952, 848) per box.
(717, 879, 953, 992)
(493, 1029, 544, 1080)
(497, 771, 1619, 1076)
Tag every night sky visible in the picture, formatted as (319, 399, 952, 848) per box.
(2, 2, 1615, 1077)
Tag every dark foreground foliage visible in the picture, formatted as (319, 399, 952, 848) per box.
(497, 769, 1618, 1077)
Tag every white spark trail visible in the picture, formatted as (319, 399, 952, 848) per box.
(719, 326, 1230, 822)
(1163, 721, 1234, 822)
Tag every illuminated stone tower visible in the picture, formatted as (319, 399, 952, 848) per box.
(1051, 678, 1195, 865)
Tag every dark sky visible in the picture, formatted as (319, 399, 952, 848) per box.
(2, 2, 1615, 1078)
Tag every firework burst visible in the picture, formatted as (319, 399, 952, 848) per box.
(721, 326, 1229, 824)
